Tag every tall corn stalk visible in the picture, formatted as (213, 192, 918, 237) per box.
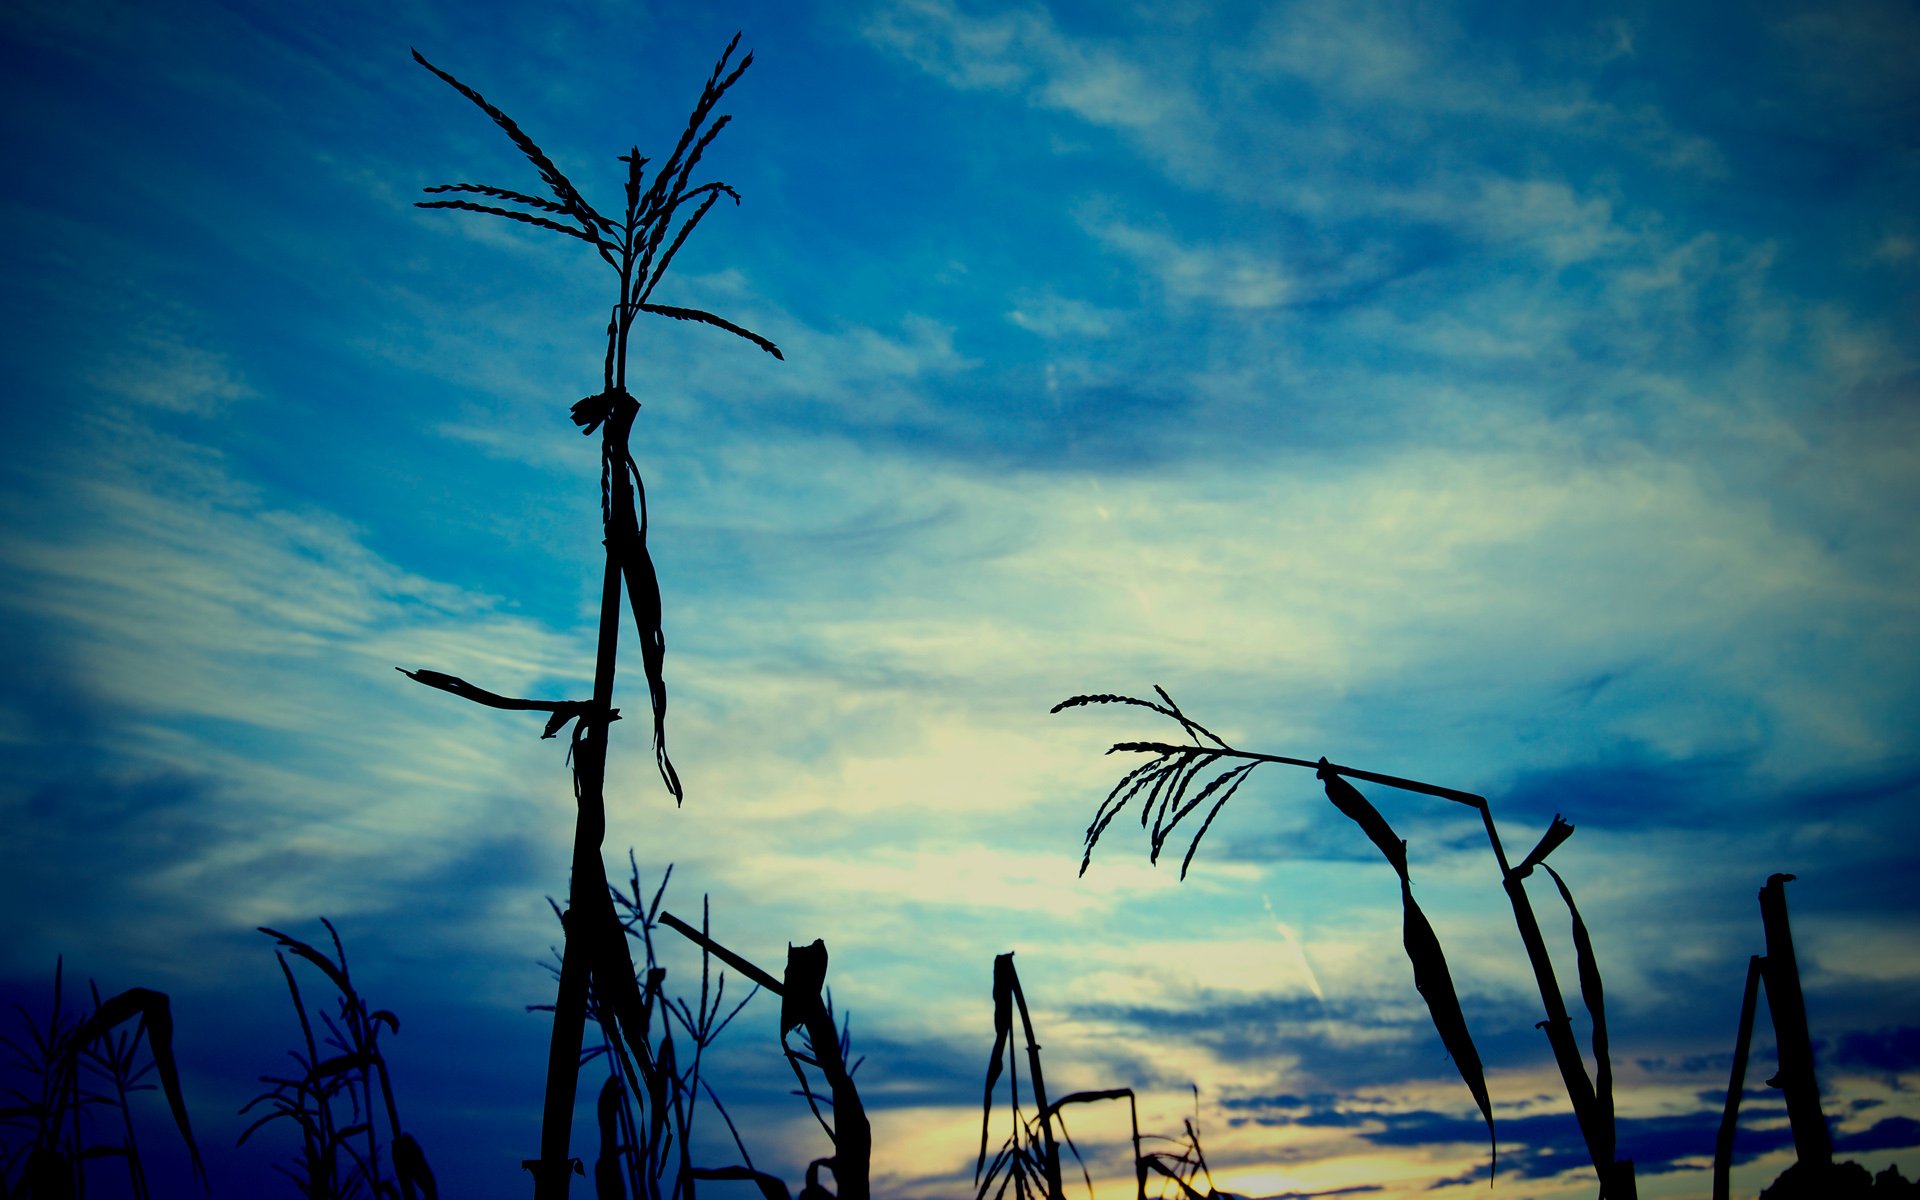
(1054, 688, 1638, 1196)
(398, 36, 780, 1198)
(1712, 873, 1833, 1200)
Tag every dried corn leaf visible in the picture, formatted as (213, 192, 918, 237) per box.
(1543, 863, 1614, 1157)
(258, 927, 353, 1000)
(309, 1050, 376, 1080)
(1316, 768, 1494, 1180)
(393, 1132, 439, 1200)
(693, 1165, 794, 1200)
(616, 526, 682, 803)
(1318, 762, 1408, 881)
(69, 987, 205, 1182)
(1401, 879, 1495, 1180)
(979, 953, 1016, 1183)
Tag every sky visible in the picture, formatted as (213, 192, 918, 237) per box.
(2, 0, 1917, 1197)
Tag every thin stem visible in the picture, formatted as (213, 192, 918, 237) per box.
(1009, 980, 1063, 1200)
(1713, 955, 1765, 1200)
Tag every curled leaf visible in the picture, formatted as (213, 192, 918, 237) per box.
(1515, 815, 1575, 878)
(781, 940, 829, 1038)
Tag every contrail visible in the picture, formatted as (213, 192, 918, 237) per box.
(1263, 894, 1325, 1002)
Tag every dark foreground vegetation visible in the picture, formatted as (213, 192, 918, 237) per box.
(5, 35, 1913, 1200)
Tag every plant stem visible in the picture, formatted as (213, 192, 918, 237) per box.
(1713, 954, 1765, 1200)
(1009, 977, 1065, 1200)
(1759, 874, 1831, 1168)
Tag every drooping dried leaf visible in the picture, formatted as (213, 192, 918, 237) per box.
(392, 1132, 439, 1200)
(68, 987, 205, 1183)
(1543, 863, 1613, 1158)
(1318, 762, 1409, 881)
(258, 928, 353, 1000)
(1400, 879, 1495, 1180)
(615, 524, 682, 803)
(594, 1075, 625, 1200)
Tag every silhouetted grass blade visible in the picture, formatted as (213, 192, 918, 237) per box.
(258, 927, 353, 1000)
(1543, 863, 1613, 1157)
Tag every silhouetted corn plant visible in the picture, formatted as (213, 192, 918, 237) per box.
(240, 920, 436, 1200)
(0, 958, 205, 1199)
(975, 952, 1149, 1200)
(656, 911, 869, 1200)
(399, 34, 781, 1197)
(976, 952, 1066, 1200)
(1713, 874, 1837, 1200)
(1136, 1088, 1242, 1200)
(1055, 688, 1638, 1196)
(529, 854, 763, 1200)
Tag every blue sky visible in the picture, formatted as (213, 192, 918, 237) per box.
(3, 0, 1917, 1196)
